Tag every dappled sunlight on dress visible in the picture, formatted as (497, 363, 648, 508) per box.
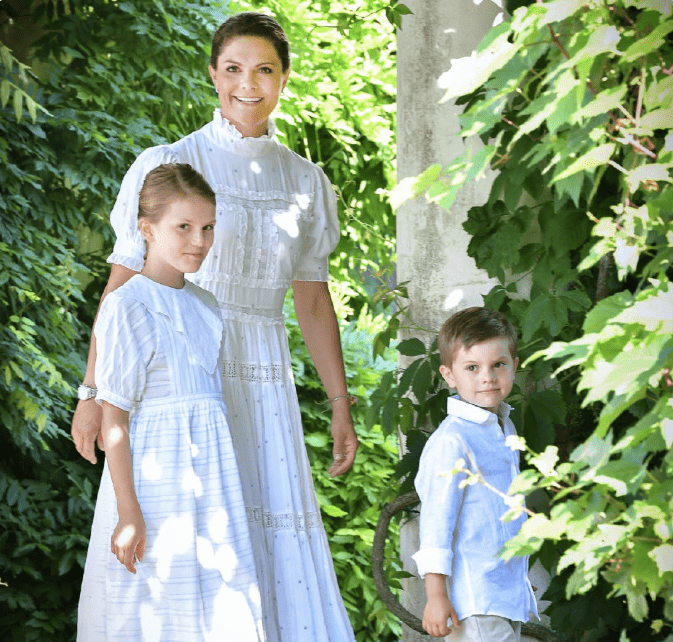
(106, 112, 356, 641)
(77, 275, 264, 642)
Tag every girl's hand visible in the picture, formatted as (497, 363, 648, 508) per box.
(328, 400, 358, 478)
(422, 594, 460, 637)
(111, 504, 146, 574)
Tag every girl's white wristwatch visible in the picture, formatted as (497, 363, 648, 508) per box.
(77, 384, 97, 401)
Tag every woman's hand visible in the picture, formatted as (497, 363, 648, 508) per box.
(293, 280, 358, 477)
(72, 399, 104, 464)
(112, 504, 146, 574)
(328, 399, 359, 477)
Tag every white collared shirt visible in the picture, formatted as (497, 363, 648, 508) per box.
(412, 396, 538, 623)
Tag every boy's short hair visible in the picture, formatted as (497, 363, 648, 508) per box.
(438, 307, 518, 366)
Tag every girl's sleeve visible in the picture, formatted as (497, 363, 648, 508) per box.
(412, 434, 467, 578)
(107, 145, 179, 271)
(292, 165, 339, 282)
(94, 295, 156, 411)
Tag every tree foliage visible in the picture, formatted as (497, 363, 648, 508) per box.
(0, 0, 398, 639)
(374, 0, 673, 639)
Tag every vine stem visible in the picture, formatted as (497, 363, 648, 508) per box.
(538, 5, 658, 160)
(451, 466, 536, 517)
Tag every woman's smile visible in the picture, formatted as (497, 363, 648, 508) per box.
(209, 35, 289, 138)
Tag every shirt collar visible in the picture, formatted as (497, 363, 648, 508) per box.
(446, 395, 511, 425)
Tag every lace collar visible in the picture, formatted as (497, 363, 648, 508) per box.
(205, 109, 278, 156)
(118, 275, 223, 375)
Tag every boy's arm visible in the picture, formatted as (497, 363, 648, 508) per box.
(413, 434, 466, 576)
(422, 573, 460, 637)
(101, 401, 146, 574)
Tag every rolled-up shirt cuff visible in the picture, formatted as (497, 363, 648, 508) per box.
(412, 547, 454, 579)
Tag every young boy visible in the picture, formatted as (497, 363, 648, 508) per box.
(412, 307, 538, 641)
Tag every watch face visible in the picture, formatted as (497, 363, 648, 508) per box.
(78, 385, 95, 400)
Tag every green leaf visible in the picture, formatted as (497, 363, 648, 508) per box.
(541, 0, 589, 23)
(412, 359, 433, 404)
(304, 433, 329, 448)
(439, 33, 518, 103)
(398, 358, 422, 397)
(580, 333, 672, 405)
(650, 544, 673, 574)
(583, 291, 634, 333)
(612, 286, 673, 333)
(552, 144, 616, 182)
(639, 108, 673, 131)
(396, 337, 426, 356)
(322, 504, 348, 517)
(13, 87, 23, 122)
(625, 163, 673, 192)
(390, 164, 441, 208)
(0, 79, 9, 108)
(573, 84, 628, 121)
(560, 289, 592, 312)
(622, 19, 673, 62)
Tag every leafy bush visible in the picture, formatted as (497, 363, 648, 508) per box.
(375, 1, 673, 640)
(0, 0, 398, 640)
(287, 294, 402, 640)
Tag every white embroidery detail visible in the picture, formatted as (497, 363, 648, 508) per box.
(246, 507, 322, 531)
(222, 359, 292, 383)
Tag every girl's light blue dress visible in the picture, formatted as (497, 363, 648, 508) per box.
(78, 275, 264, 642)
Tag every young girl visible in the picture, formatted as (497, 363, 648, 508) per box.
(77, 163, 264, 642)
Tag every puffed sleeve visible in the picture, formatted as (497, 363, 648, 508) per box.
(107, 145, 179, 271)
(292, 165, 339, 282)
(94, 293, 156, 411)
(411, 432, 468, 579)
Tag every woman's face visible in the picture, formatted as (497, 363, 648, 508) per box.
(209, 35, 289, 138)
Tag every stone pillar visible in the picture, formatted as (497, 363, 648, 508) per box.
(396, 1, 501, 640)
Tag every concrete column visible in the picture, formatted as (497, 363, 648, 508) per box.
(396, 1, 501, 640)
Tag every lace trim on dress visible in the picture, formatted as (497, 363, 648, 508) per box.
(212, 187, 316, 215)
(233, 202, 248, 285)
(222, 359, 293, 383)
(246, 507, 322, 531)
(197, 270, 293, 290)
(213, 111, 277, 140)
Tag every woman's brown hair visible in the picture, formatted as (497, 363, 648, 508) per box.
(210, 12, 290, 73)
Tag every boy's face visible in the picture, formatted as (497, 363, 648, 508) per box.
(439, 337, 518, 414)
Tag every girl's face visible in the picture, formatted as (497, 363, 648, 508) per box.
(208, 35, 289, 138)
(139, 196, 216, 289)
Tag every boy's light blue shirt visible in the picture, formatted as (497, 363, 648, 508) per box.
(412, 396, 538, 623)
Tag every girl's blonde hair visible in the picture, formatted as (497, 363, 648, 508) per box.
(138, 163, 216, 223)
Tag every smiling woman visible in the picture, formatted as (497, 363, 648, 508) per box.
(71, 11, 359, 642)
(208, 35, 289, 138)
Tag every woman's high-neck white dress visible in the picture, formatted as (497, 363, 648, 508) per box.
(105, 112, 356, 641)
